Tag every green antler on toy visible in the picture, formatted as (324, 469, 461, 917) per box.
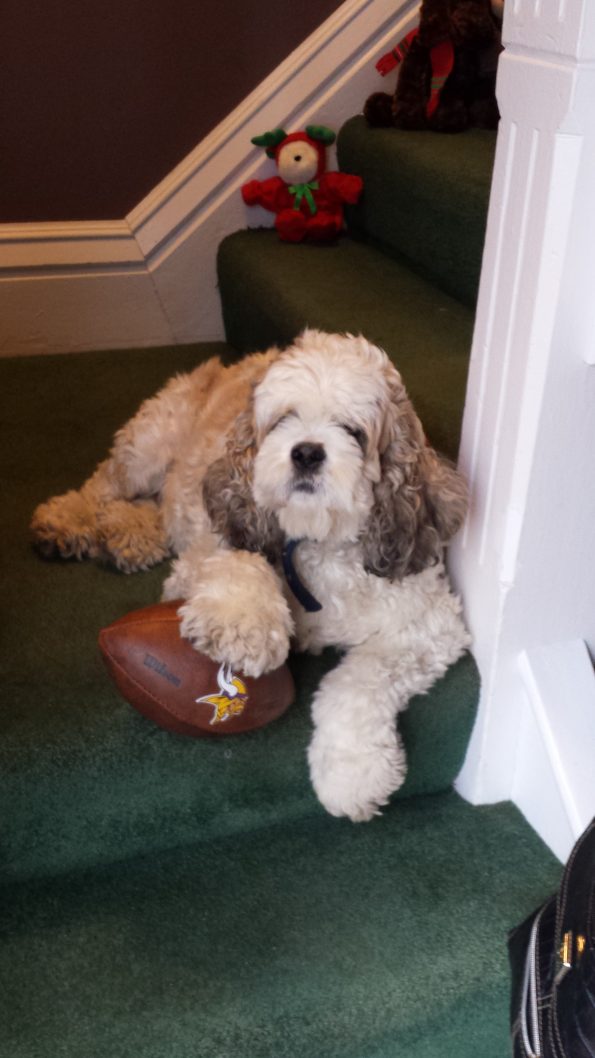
(305, 125, 336, 145)
(251, 129, 287, 158)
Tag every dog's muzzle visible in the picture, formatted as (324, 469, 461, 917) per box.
(290, 442, 325, 494)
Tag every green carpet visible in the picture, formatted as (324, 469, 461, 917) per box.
(217, 231, 474, 460)
(0, 345, 478, 882)
(0, 792, 561, 1058)
(337, 117, 496, 307)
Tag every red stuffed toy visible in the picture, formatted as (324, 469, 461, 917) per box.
(242, 125, 363, 242)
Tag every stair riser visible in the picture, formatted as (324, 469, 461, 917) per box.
(337, 119, 496, 307)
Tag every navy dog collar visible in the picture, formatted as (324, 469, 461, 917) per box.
(281, 538, 322, 613)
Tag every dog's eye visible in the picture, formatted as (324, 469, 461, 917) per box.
(340, 424, 367, 451)
(267, 412, 295, 434)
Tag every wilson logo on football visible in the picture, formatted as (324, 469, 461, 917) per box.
(196, 662, 249, 725)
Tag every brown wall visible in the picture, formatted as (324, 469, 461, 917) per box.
(3, 1, 342, 223)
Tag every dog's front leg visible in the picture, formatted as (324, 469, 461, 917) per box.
(307, 641, 408, 822)
(308, 619, 468, 822)
(162, 541, 293, 677)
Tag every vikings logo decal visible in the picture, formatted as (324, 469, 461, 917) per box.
(196, 662, 249, 725)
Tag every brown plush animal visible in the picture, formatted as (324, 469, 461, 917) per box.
(365, 0, 503, 133)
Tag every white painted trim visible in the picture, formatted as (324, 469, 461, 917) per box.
(0, 0, 418, 353)
(516, 641, 595, 862)
(0, 221, 141, 271)
(453, 0, 595, 860)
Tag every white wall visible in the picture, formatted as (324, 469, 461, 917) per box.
(452, 0, 595, 861)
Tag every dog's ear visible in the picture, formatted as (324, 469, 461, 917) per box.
(362, 367, 468, 579)
(203, 396, 283, 563)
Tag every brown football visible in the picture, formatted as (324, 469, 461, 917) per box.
(98, 600, 295, 736)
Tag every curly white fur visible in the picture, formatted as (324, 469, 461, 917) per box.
(31, 330, 470, 822)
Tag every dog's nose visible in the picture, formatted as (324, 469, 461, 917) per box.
(291, 442, 326, 472)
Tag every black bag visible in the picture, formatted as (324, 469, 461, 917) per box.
(508, 818, 595, 1057)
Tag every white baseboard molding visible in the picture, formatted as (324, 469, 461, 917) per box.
(515, 640, 595, 862)
(0, 0, 418, 356)
(0, 270, 175, 357)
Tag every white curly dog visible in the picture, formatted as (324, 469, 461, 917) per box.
(32, 330, 470, 822)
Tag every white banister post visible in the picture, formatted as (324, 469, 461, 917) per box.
(452, 0, 595, 812)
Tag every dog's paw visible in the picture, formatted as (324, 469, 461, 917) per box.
(308, 732, 407, 822)
(178, 592, 292, 678)
(30, 491, 99, 560)
(164, 547, 293, 677)
(97, 500, 170, 573)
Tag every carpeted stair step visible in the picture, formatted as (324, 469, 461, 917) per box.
(0, 346, 478, 883)
(218, 230, 475, 460)
(337, 116, 497, 307)
(0, 791, 561, 1058)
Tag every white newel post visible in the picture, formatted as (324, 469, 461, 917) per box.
(451, 1, 595, 859)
